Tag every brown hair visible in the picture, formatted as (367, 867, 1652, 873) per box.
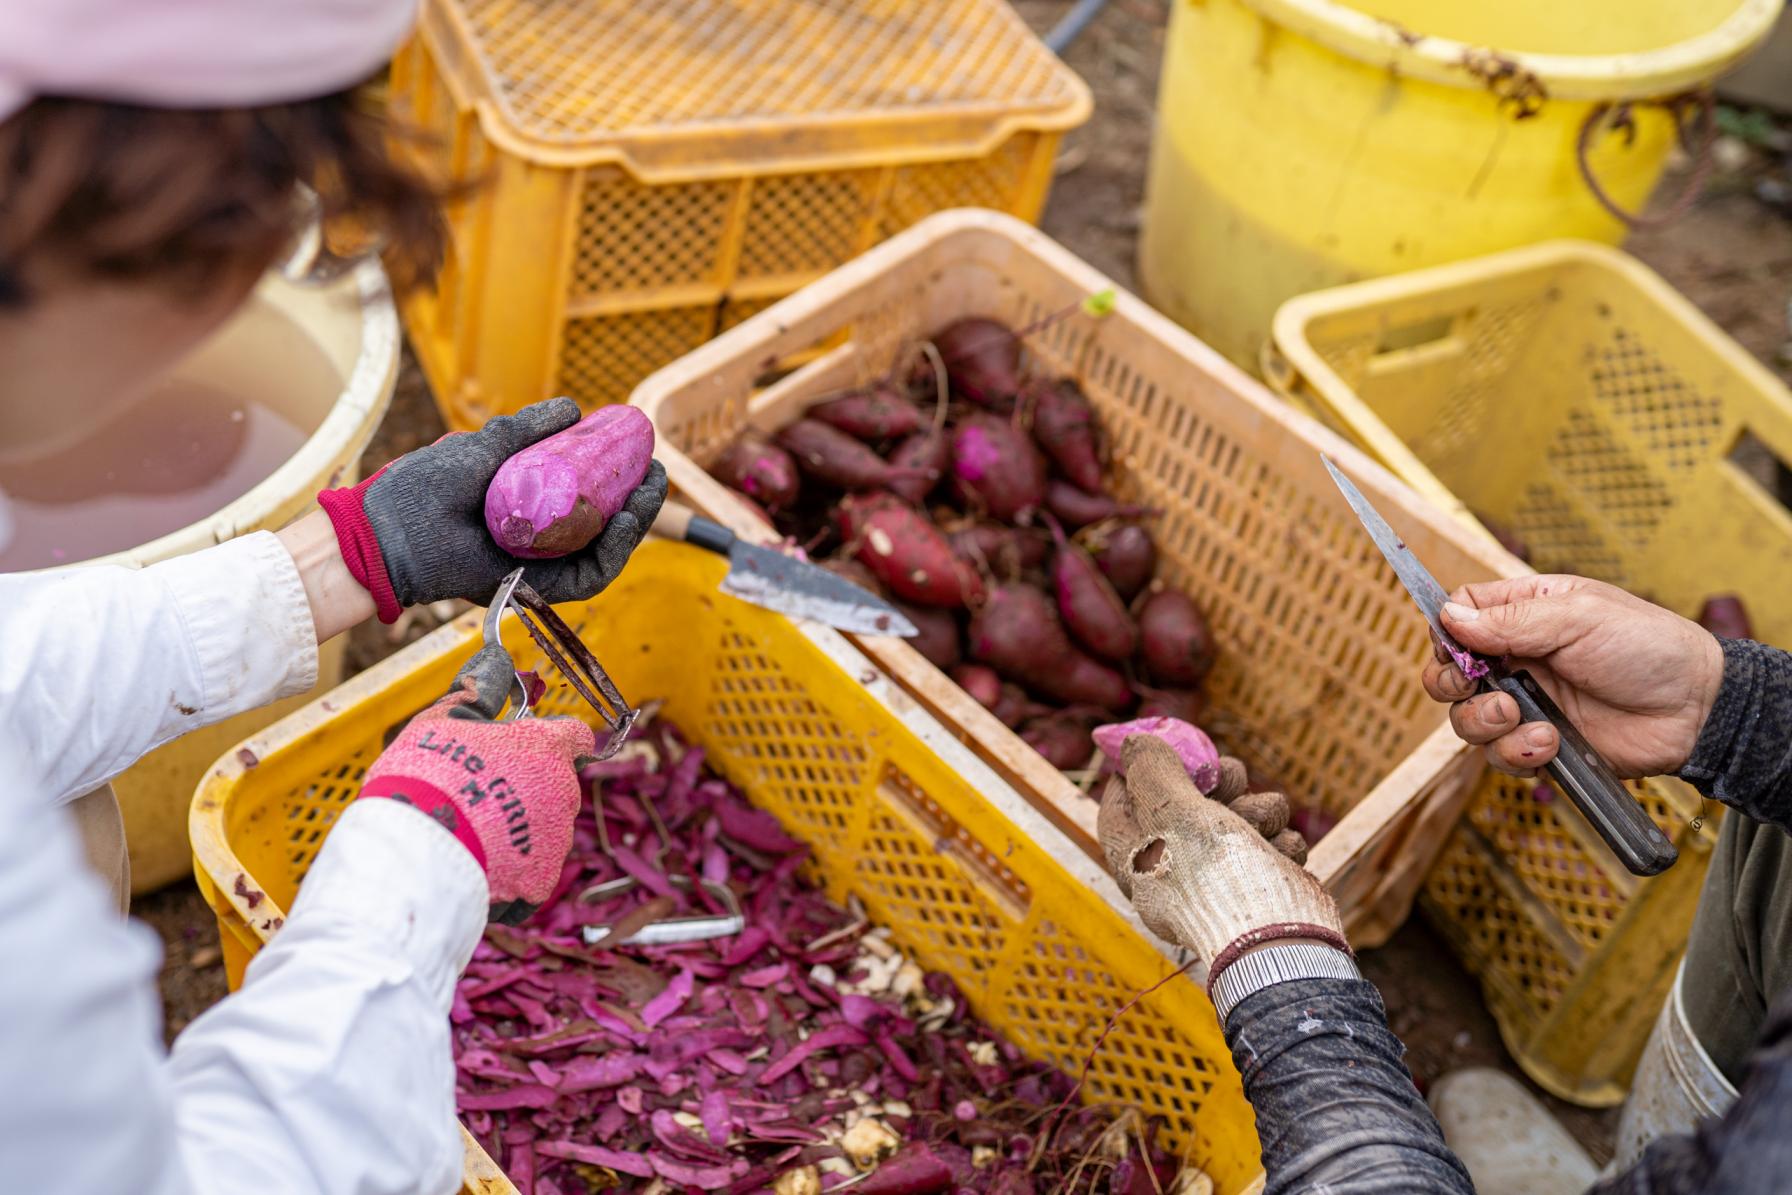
(0, 83, 444, 309)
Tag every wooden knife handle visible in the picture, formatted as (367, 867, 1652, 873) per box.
(650, 499, 735, 556)
(653, 499, 696, 541)
(1493, 669, 1678, 877)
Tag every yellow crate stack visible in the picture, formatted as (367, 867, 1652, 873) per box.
(387, 0, 1090, 427)
(1267, 239, 1792, 1104)
(193, 543, 1264, 1194)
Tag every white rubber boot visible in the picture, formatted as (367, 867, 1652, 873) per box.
(1428, 1068, 1599, 1195)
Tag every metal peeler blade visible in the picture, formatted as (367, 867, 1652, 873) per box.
(483, 567, 639, 758)
(577, 873, 745, 947)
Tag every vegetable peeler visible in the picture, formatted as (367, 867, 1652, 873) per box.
(483, 567, 638, 760)
(1322, 456, 1678, 877)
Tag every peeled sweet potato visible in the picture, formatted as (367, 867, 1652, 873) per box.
(807, 383, 925, 441)
(838, 493, 985, 607)
(484, 405, 655, 559)
(712, 433, 799, 512)
(1026, 377, 1102, 493)
(953, 414, 1047, 523)
(1138, 588, 1216, 687)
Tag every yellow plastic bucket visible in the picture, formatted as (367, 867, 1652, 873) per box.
(1137, 0, 1779, 369)
(91, 264, 397, 892)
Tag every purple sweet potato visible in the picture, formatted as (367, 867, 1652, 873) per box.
(953, 414, 1047, 523)
(484, 405, 655, 559)
(856, 1143, 955, 1195)
(1082, 520, 1156, 601)
(990, 682, 1032, 729)
(949, 522, 1049, 578)
(1026, 377, 1102, 492)
(1138, 588, 1217, 686)
(776, 419, 931, 490)
(885, 428, 950, 504)
(1048, 524, 1138, 662)
(807, 383, 925, 441)
(1092, 716, 1218, 781)
(1699, 594, 1753, 640)
(967, 582, 1130, 709)
(712, 433, 799, 512)
(900, 601, 962, 670)
(1134, 685, 1206, 725)
(933, 317, 1022, 407)
(1022, 712, 1098, 770)
(838, 493, 985, 607)
(1044, 479, 1150, 530)
(951, 663, 1004, 712)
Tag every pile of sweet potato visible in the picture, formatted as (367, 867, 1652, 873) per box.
(708, 317, 1218, 787)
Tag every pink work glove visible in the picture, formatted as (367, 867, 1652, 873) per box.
(356, 643, 596, 923)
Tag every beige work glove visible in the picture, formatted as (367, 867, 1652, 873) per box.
(1098, 735, 1347, 986)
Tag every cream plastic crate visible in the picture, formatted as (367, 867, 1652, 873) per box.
(634, 209, 1524, 948)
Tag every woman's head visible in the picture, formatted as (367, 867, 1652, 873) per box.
(0, 0, 438, 452)
(0, 89, 444, 309)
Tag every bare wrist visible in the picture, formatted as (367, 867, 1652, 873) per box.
(277, 509, 378, 643)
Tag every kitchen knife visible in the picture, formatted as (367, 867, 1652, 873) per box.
(652, 500, 918, 638)
(1321, 456, 1677, 877)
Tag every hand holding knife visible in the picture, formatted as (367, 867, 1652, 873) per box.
(1322, 457, 1678, 877)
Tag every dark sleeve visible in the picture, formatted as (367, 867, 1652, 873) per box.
(1678, 638, 1792, 830)
(1591, 982, 1792, 1195)
(1224, 977, 1474, 1194)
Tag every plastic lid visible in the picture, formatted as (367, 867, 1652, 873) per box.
(429, 0, 1091, 178)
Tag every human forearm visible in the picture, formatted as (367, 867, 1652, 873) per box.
(276, 509, 376, 642)
(1679, 638, 1792, 830)
(1226, 977, 1474, 1195)
(0, 531, 317, 803)
(168, 800, 486, 1195)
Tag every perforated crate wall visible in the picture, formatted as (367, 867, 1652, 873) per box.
(384, 0, 1088, 427)
(1271, 240, 1792, 1104)
(193, 542, 1263, 1195)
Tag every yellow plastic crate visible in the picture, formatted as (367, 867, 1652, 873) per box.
(388, 0, 1090, 426)
(191, 541, 1264, 1194)
(635, 209, 1521, 952)
(1265, 239, 1791, 1104)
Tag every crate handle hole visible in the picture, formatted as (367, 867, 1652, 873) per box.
(1725, 429, 1792, 517)
(1367, 312, 1464, 376)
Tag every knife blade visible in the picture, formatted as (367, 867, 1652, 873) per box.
(1321, 456, 1677, 877)
(652, 500, 918, 638)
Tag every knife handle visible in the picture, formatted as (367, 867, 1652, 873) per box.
(1491, 669, 1678, 877)
(652, 500, 735, 555)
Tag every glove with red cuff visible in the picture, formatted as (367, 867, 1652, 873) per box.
(318, 397, 668, 622)
(356, 643, 595, 923)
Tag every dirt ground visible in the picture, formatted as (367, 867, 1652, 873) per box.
(142, 0, 1792, 1166)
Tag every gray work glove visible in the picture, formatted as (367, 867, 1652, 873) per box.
(318, 398, 668, 620)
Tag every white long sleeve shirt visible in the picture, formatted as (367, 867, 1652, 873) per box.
(0, 532, 487, 1194)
